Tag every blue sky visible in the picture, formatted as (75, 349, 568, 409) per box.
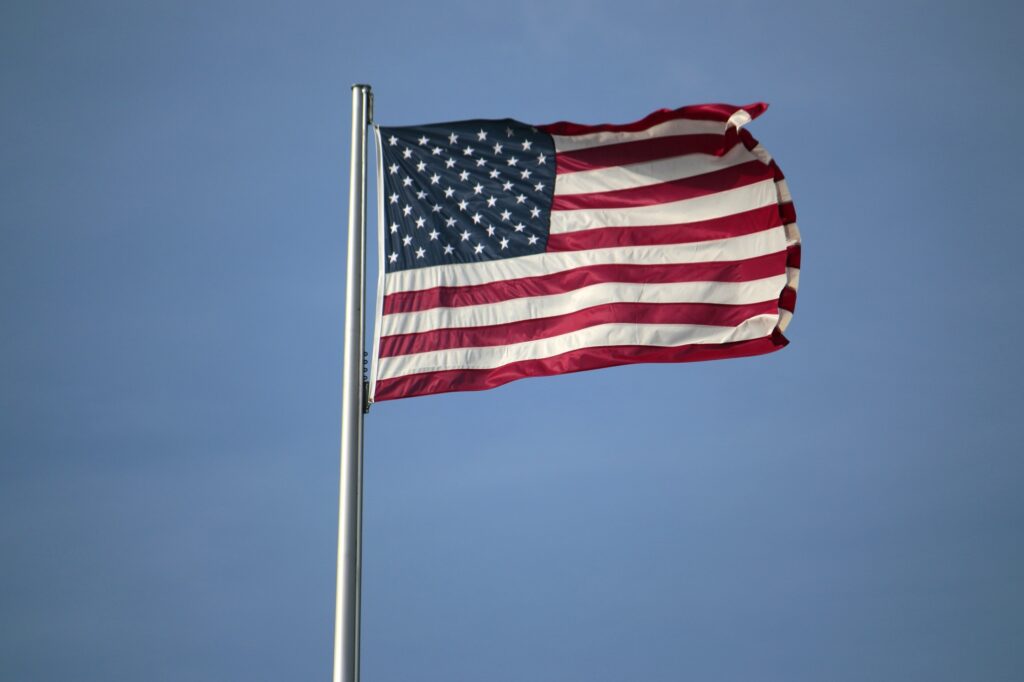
(2, 1, 1022, 680)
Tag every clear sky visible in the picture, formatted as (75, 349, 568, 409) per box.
(2, 1, 1022, 680)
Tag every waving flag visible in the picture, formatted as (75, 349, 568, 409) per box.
(369, 103, 800, 402)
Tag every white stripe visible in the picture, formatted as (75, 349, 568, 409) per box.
(778, 309, 793, 332)
(550, 179, 778, 234)
(785, 222, 801, 246)
(787, 267, 800, 292)
(381, 275, 788, 336)
(726, 109, 753, 130)
(551, 118, 729, 153)
(775, 178, 792, 204)
(384, 226, 787, 294)
(378, 314, 779, 379)
(749, 143, 772, 165)
(554, 144, 758, 196)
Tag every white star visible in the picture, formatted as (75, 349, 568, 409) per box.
(515, 194, 526, 204)
(522, 139, 533, 151)
(445, 217, 456, 228)
(389, 193, 399, 204)
(388, 252, 398, 263)
(460, 230, 471, 241)
(430, 173, 441, 185)
(402, 148, 412, 159)
(528, 234, 539, 245)
(415, 247, 426, 259)
(506, 127, 514, 137)
(389, 222, 399, 233)
(415, 217, 426, 229)
(403, 204, 413, 216)
(416, 160, 426, 172)
(417, 135, 428, 146)
(402, 235, 413, 246)
(402, 176, 413, 187)
(471, 213, 483, 224)
(534, 182, 545, 192)
(463, 145, 474, 156)
(486, 196, 497, 207)
(445, 158, 456, 169)
(477, 129, 488, 141)
(416, 190, 427, 200)
(537, 153, 547, 165)
(486, 225, 496, 237)
(431, 203, 442, 213)
(500, 209, 512, 221)
(428, 229, 439, 241)
(443, 186, 455, 198)
(507, 156, 519, 167)
(388, 163, 399, 174)
(514, 222, 525, 232)
(502, 180, 513, 191)
(489, 169, 500, 179)
(388, 135, 398, 146)
(432, 146, 443, 155)
(459, 170, 470, 182)
(443, 244, 454, 255)
(448, 132, 459, 144)
(530, 206, 541, 218)
(457, 199, 469, 211)
(520, 168, 532, 180)
(473, 183, 484, 195)
(473, 243, 484, 255)
(499, 237, 509, 250)
(475, 158, 486, 167)
(493, 142, 503, 155)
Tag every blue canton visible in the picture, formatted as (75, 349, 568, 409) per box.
(378, 119, 555, 272)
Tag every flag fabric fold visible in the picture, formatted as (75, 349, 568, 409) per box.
(369, 103, 800, 402)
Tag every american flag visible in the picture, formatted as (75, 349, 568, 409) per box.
(369, 103, 800, 402)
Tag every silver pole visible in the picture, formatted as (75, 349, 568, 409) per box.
(334, 83, 370, 682)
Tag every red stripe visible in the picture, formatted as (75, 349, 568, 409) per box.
(778, 202, 796, 225)
(380, 300, 780, 357)
(546, 205, 782, 252)
(383, 250, 788, 314)
(539, 103, 768, 136)
(552, 160, 772, 211)
(374, 332, 787, 401)
(555, 134, 737, 175)
(787, 244, 801, 268)
(779, 286, 797, 312)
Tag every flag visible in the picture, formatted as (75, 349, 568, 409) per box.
(368, 103, 800, 402)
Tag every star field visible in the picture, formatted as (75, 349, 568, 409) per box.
(378, 119, 555, 272)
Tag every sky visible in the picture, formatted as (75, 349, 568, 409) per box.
(2, 1, 1022, 680)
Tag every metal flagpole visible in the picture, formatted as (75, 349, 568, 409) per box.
(334, 83, 371, 682)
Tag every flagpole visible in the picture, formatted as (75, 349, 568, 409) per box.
(334, 83, 371, 682)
